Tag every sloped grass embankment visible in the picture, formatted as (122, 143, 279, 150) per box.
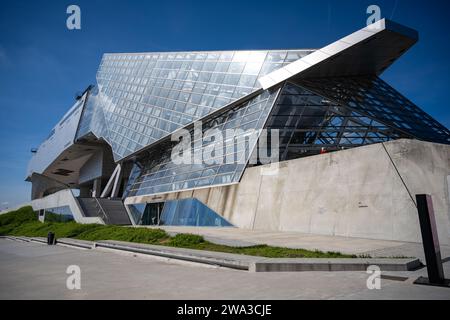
(0, 206, 356, 259)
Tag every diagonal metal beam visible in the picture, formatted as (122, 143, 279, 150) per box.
(100, 164, 120, 198)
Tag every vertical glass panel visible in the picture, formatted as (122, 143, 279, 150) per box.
(157, 198, 232, 227)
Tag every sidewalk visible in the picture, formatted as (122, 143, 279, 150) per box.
(2, 238, 449, 299)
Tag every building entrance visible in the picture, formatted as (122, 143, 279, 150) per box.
(141, 202, 164, 225)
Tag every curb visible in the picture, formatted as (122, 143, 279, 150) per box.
(249, 258, 422, 272)
(95, 241, 249, 270)
(57, 238, 95, 250)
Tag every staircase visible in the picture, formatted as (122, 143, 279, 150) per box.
(77, 197, 131, 225)
(96, 198, 131, 225)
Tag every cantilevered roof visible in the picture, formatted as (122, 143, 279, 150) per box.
(258, 19, 418, 89)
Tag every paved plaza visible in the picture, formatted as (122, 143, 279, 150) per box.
(1, 238, 449, 300)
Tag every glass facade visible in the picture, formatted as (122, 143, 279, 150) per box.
(75, 50, 313, 160)
(263, 81, 411, 160)
(127, 198, 233, 227)
(260, 76, 450, 160)
(76, 86, 108, 140)
(125, 76, 450, 197)
(43, 206, 74, 223)
(296, 76, 450, 145)
(72, 50, 450, 199)
(125, 87, 280, 197)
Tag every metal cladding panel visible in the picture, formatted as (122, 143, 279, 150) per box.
(27, 94, 87, 177)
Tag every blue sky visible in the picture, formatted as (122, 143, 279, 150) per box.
(0, 0, 449, 209)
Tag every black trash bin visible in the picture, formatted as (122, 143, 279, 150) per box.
(47, 232, 56, 245)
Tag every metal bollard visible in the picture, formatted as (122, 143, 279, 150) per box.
(414, 194, 450, 287)
(47, 232, 56, 245)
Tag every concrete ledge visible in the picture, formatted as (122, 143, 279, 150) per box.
(3, 236, 422, 272)
(29, 237, 47, 244)
(1, 236, 31, 242)
(62, 239, 424, 272)
(249, 258, 422, 272)
(95, 240, 251, 270)
(57, 238, 95, 249)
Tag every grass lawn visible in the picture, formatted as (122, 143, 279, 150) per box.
(0, 206, 358, 259)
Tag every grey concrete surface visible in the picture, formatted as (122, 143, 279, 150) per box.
(1, 239, 449, 300)
(31, 189, 103, 224)
(143, 226, 407, 253)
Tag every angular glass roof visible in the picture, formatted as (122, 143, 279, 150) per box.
(263, 81, 411, 160)
(296, 76, 450, 145)
(76, 49, 314, 160)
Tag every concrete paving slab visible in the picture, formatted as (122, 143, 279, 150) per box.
(1, 239, 449, 300)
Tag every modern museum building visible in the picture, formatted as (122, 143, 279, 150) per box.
(27, 20, 450, 245)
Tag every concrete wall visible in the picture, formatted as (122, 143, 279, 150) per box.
(125, 139, 450, 245)
(31, 189, 103, 224)
(79, 150, 103, 184)
(30, 173, 69, 200)
(79, 145, 115, 185)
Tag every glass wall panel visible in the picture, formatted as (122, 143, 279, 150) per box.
(124, 87, 280, 197)
(152, 198, 233, 226)
(262, 81, 413, 161)
(126, 203, 146, 225)
(127, 198, 232, 226)
(43, 206, 74, 223)
(296, 76, 450, 145)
